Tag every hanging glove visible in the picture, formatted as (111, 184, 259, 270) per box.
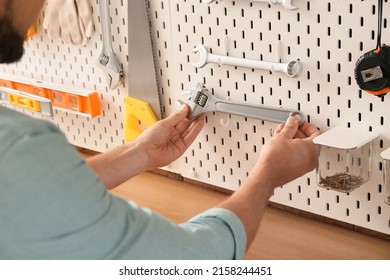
(76, 0, 94, 44)
(42, 0, 93, 45)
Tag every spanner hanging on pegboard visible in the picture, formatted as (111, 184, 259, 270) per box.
(96, 0, 124, 90)
(180, 83, 305, 125)
(192, 44, 302, 78)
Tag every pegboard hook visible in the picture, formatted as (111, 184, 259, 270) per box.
(224, 35, 229, 56)
(220, 97, 231, 127)
(220, 114, 231, 127)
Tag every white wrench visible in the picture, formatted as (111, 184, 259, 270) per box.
(96, 0, 124, 90)
(202, 0, 298, 10)
(192, 44, 302, 78)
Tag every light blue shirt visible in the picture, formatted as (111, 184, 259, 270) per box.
(0, 107, 247, 259)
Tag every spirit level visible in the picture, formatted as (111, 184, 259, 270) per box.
(0, 73, 101, 118)
(0, 87, 53, 116)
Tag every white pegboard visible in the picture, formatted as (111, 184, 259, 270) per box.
(1, 0, 389, 235)
(148, 0, 390, 235)
(0, 0, 128, 152)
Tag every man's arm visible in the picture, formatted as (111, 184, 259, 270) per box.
(86, 105, 205, 189)
(87, 106, 320, 254)
(217, 116, 320, 249)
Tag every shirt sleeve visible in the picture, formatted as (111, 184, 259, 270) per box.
(183, 208, 247, 259)
(104, 202, 247, 260)
(0, 109, 247, 260)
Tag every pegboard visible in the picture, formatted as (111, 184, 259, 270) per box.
(1, 0, 389, 235)
(147, 0, 390, 235)
(0, 0, 128, 151)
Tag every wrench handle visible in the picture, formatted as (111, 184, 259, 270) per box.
(99, 0, 113, 51)
(208, 53, 287, 73)
(215, 100, 305, 125)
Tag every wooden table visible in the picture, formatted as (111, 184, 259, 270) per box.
(110, 171, 390, 260)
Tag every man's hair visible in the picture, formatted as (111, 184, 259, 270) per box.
(0, 16, 24, 64)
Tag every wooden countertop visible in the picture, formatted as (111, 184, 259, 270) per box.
(110, 171, 390, 260)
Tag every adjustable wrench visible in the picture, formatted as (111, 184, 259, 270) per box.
(202, 0, 298, 10)
(179, 83, 305, 126)
(192, 45, 302, 78)
(96, 0, 124, 90)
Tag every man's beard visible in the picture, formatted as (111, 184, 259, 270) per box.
(0, 17, 24, 64)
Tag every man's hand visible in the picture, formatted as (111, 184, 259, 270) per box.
(87, 105, 204, 189)
(217, 117, 320, 250)
(136, 105, 205, 170)
(252, 116, 320, 189)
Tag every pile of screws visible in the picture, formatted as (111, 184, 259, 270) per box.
(319, 172, 364, 192)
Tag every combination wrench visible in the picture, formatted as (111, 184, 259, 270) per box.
(96, 0, 124, 90)
(192, 45, 302, 78)
(179, 83, 305, 125)
(201, 0, 298, 10)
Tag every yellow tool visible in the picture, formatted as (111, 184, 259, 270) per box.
(8, 91, 41, 112)
(124, 96, 157, 142)
(0, 87, 53, 116)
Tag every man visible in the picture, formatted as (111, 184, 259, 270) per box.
(0, 0, 320, 259)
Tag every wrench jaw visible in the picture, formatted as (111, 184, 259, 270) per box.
(289, 110, 306, 127)
(96, 50, 124, 90)
(286, 59, 303, 78)
(180, 83, 214, 118)
(269, 59, 302, 77)
(192, 45, 208, 68)
(179, 90, 198, 117)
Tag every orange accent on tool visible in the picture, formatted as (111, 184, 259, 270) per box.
(365, 87, 390, 96)
(0, 75, 101, 118)
(24, 25, 36, 41)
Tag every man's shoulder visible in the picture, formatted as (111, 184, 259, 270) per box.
(0, 107, 63, 153)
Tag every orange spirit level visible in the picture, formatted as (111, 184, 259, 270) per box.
(0, 73, 101, 117)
